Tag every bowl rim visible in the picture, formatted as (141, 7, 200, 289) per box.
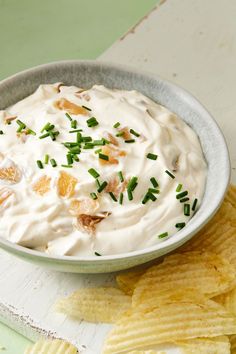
(0, 59, 231, 264)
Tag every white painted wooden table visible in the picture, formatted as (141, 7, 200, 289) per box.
(1, 0, 236, 352)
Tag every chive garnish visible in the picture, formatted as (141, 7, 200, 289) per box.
(147, 192, 157, 201)
(94, 251, 101, 256)
(97, 181, 108, 193)
(184, 203, 190, 216)
(147, 153, 158, 160)
(83, 143, 94, 149)
(93, 140, 105, 146)
(142, 193, 150, 204)
(16, 120, 26, 132)
(130, 129, 140, 137)
(61, 164, 73, 168)
(67, 154, 73, 165)
(64, 142, 79, 148)
(73, 155, 80, 162)
(44, 154, 49, 164)
(175, 222, 186, 229)
(158, 232, 168, 239)
(50, 159, 57, 167)
(36, 160, 43, 169)
(180, 197, 190, 203)
(102, 138, 110, 145)
(88, 168, 100, 179)
(176, 191, 188, 200)
(96, 179, 101, 188)
(65, 113, 72, 121)
(99, 153, 109, 161)
(150, 177, 158, 188)
(148, 188, 159, 194)
(26, 128, 36, 136)
(165, 170, 175, 179)
(192, 198, 198, 211)
(69, 147, 81, 154)
(109, 192, 117, 202)
(71, 120, 77, 129)
(176, 184, 183, 192)
(127, 177, 138, 192)
(95, 148, 102, 154)
(82, 105, 92, 111)
(39, 132, 50, 139)
(69, 129, 83, 133)
(119, 192, 124, 205)
(125, 139, 135, 143)
(118, 171, 124, 182)
(127, 189, 133, 201)
(90, 192, 98, 200)
(47, 124, 55, 131)
(40, 122, 51, 133)
(81, 136, 92, 142)
(116, 131, 124, 137)
(113, 122, 120, 128)
(87, 117, 98, 127)
(0, 130, 4, 135)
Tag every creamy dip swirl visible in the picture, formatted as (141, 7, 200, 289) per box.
(0, 84, 207, 256)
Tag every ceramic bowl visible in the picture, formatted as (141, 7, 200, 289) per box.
(0, 60, 230, 273)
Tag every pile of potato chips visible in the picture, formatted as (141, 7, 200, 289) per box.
(26, 185, 236, 354)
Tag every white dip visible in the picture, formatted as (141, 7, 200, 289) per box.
(0, 84, 207, 256)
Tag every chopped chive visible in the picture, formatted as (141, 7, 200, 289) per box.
(94, 251, 101, 256)
(176, 191, 188, 200)
(176, 184, 183, 193)
(192, 198, 198, 211)
(40, 122, 51, 133)
(67, 154, 73, 165)
(150, 177, 158, 188)
(165, 170, 175, 179)
(87, 117, 98, 127)
(102, 138, 110, 145)
(147, 153, 158, 160)
(158, 232, 168, 239)
(83, 143, 94, 149)
(81, 136, 92, 142)
(184, 203, 190, 216)
(175, 222, 186, 229)
(76, 132, 82, 142)
(36, 160, 43, 169)
(46, 124, 55, 131)
(99, 153, 109, 161)
(49, 131, 57, 141)
(118, 171, 124, 183)
(64, 142, 79, 147)
(88, 168, 100, 179)
(116, 131, 124, 137)
(97, 181, 108, 193)
(130, 128, 140, 137)
(50, 159, 57, 168)
(39, 132, 50, 139)
(147, 192, 157, 201)
(0, 130, 4, 135)
(73, 155, 80, 162)
(125, 139, 135, 143)
(127, 177, 138, 191)
(119, 192, 124, 205)
(142, 193, 150, 204)
(61, 164, 73, 168)
(90, 192, 98, 200)
(71, 120, 77, 129)
(69, 147, 81, 154)
(109, 192, 117, 202)
(82, 105, 92, 111)
(93, 139, 105, 146)
(96, 179, 101, 188)
(65, 113, 72, 121)
(148, 188, 159, 194)
(180, 197, 190, 203)
(16, 119, 26, 132)
(113, 122, 121, 128)
(127, 189, 133, 201)
(44, 154, 49, 164)
(69, 129, 83, 133)
(26, 129, 36, 136)
(95, 148, 102, 154)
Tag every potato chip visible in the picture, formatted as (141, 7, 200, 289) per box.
(57, 171, 77, 198)
(0, 162, 21, 183)
(225, 184, 236, 209)
(132, 251, 235, 307)
(102, 296, 236, 353)
(24, 339, 78, 354)
(230, 334, 236, 353)
(56, 287, 131, 323)
(32, 175, 51, 196)
(54, 97, 88, 116)
(116, 269, 146, 296)
(214, 288, 236, 316)
(175, 336, 230, 354)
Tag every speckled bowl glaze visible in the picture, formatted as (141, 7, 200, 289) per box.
(0, 60, 230, 273)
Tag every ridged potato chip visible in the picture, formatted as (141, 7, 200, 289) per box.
(132, 251, 235, 307)
(56, 287, 131, 323)
(175, 336, 230, 354)
(24, 339, 78, 354)
(102, 296, 236, 354)
(57, 171, 77, 198)
(214, 288, 236, 316)
(230, 334, 236, 353)
(32, 175, 51, 196)
(116, 269, 145, 296)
